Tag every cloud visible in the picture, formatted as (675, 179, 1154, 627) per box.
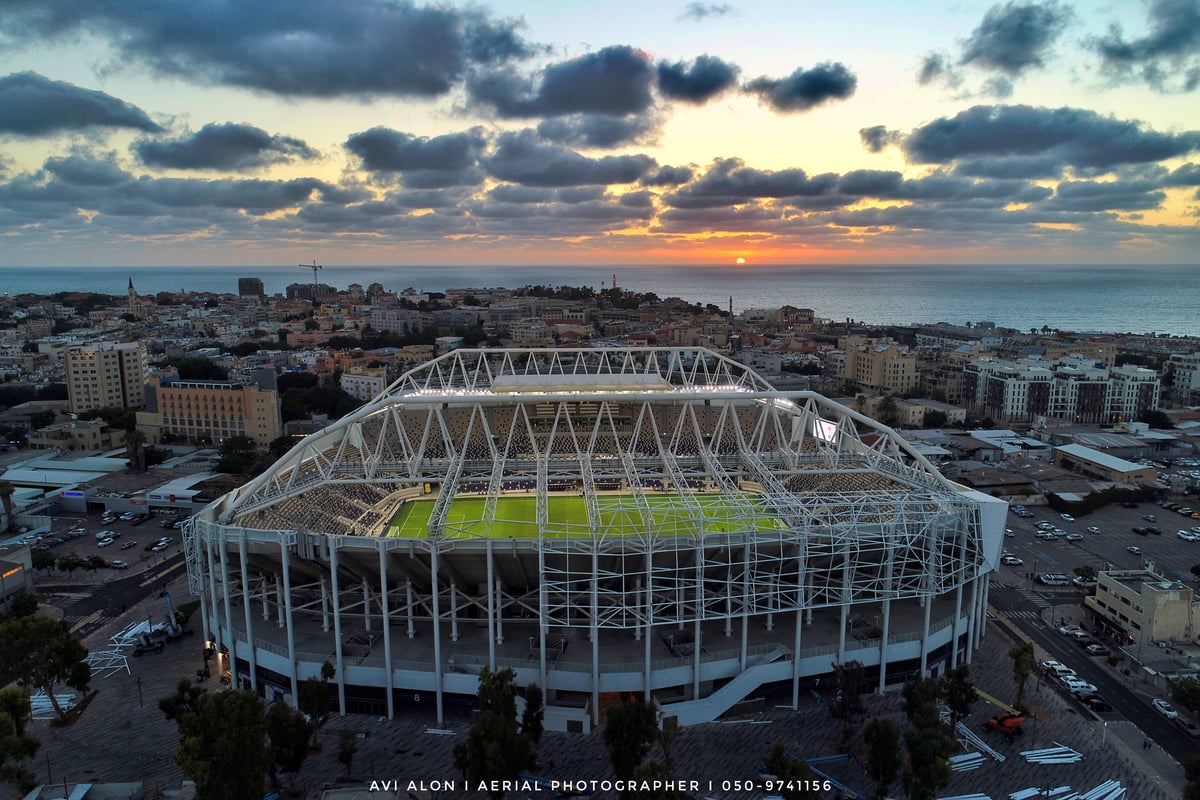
(918, 53, 960, 87)
(536, 113, 661, 148)
(679, 3, 734, 21)
(902, 105, 1200, 170)
(0, 71, 161, 137)
(656, 55, 740, 103)
(641, 165, 695, 186)
(860, 125, 901, 153)
(1091, 0, 1200, 92)
(44, 152, 132, 186)
(1043, 179, 1167, 211)
(0, 0, 536, 98)
(483, 130, 657, 186)
(345, 127, 485, 172)
(953, 155, 1065, 178)
(136, 123, 317, 171)
(743, 62, 857, 112)
(1166, 163, 1200, 185)
(468, 45, 655, 117)
(960, 1, 1072, 76)
(664, 157, 837, 207)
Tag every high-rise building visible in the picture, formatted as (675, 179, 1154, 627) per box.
(137, 369, 281, 446)
(239, 277, 266, 298)
(65, 341, 148, 413)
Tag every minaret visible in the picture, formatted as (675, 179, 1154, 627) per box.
(128, 276, 136, 312)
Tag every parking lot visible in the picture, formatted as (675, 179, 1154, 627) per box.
(19, 509, 188, 576)
(996, 499, 1200, 590)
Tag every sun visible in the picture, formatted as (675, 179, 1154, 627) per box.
(735, 256, 746, 265)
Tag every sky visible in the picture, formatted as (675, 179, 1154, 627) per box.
(0, 0, 1199, 267)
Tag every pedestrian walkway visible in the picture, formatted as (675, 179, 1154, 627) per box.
(996, 609, 1042, 620)
(1018, 588, 1051, 609)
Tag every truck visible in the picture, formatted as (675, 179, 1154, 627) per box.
(985, 713, 1025, 741)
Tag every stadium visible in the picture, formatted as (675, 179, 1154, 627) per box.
(185, 347, 1005, 730)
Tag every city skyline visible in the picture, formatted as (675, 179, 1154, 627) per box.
(1, 0, 1199, 266)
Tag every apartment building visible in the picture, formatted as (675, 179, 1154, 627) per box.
(839, 336, 917, 393)
(963, 355, 1162, 424)
(1084, 569, 1195, 645)
(137, 369, 281, 446)
(65, 341, 148, 413)
(340, 367, 388, 402)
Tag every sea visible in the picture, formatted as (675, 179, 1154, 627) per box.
(0, 262, 1196, 338)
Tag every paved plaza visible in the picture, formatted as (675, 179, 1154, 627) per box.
(5, 579, 1188, 800)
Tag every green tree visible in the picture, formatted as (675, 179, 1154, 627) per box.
(1190, 563, 1200, 582)
(1009, 642, 1035, 710)
(30, 549, 55, 576)
(902, 677, 940, 723)
(84, 555, 106, 575)
(603, 698, 659, 791)
(901, 677, 953, 800)
(56, 553, 85, 581)
(174, 358, 229, 381)
(175, 690, 269, 800)
(522, 684, 545, 745)
(298, 660, 336, 725)
(0, 480, 13, 533)
(337, 726, 357, 776)
(8, 592, 37, 619)
(833, 660, 865, 719)
(158, 678, 206, 723)
(939, 665, 977, 726)
(863, 717, 901, 800)
(1171, 676, 1200, 716)
(265, 701, 313, 790)
(0, 615, 90, 722)
(762, 743, 822, 800)
(0, 685, 40, 794)
(453, 668, 537, 799)
(125, 427, 147, 472)
(216, 435, 260, 474)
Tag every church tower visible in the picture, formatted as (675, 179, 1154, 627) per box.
(128, 276, 136, 312)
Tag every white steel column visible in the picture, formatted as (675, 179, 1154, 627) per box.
(979, 579, 989, 640)
(878, 600, 891, 692)
(919, 596, 932, 675)
(261, 580, 270, 621)
(406, 581, 415, 639)
(643, 550, 652, 701)
(205, 531, 219, 641)
(219, 529, 239, 688)
(280, 534, 299, 705)
(740, 541, 750, 672)
(495, 580, 504, 644)
(591, 549, 600, 723)
(791, 540, 807, 708)
(276, 577, 284, 627)
(693, 543, 704, 700)
(451, 584, 459, 643)
(966, 577, 979, 664)
(378, 542, 394, 720)
(431, 544, 445, 724)
(239, 529, 257, 692)
(330, 541, 346, 715)
(486, 537, 496, 669)
(950, 583, 964, 668)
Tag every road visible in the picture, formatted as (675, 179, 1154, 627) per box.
(38, 552, 188, 639)
(989, 581, 1199, 766)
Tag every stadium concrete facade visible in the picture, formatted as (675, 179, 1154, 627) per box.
(186, 347, 1005, 730)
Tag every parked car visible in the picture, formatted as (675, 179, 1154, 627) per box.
(1127, 546, 1142, 554)
(120, 540, 136, 550)
(1086, 526, 1101, 534)
(1175, 718, 1200, 738)
(1085, 643, 1110, 656)
(1066, 533, 1084, 541)
(110, 559, 129, 569)
(1001, 555, 1024, 566)
(119, 512, 136, 521)
(1042, 660, 1075, 678)
(151, 542, 169, 552)
(1152, 698, 1179, 719)
(97, 537, 115, 547)
(1061, 676, 1097, 696)
(1059, 624, 1084, 635)
(1143, 514, 1157, 522)
(1072, 575, 1098, 588)
(1083, 696, 1114, 712)
(1060, 513, 1076, 522)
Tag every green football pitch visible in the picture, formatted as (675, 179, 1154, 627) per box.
(385, 493, 785, 539)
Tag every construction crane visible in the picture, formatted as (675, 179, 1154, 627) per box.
(300, 259, 322, 303)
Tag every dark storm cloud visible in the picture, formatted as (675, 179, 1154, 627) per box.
(641, 165, 694, 186)
(656, 55, 740, 103)
(679, 3, 734, 21)
(953, 155, 1064, 178)
(44, 153, 132, 186)
(859, 125, 901, 153)
(1166, 163, 1200, 185)
(1091, 0, 1200, 92)
(960, 1, 1072, 76)
(0, 72, 161, 137)
(1044, 179, 1167, 211)
(467, 46, 655, 117)
(536, 113, 660, 148)
(743, 63, 857, 111)
(918, 53, 953, 86)
(836, 170, 903, 196)
(345, 127, 486, 172)
(0, 0, 535, 98)
(136, 123, 317, 171)
(483, 130, 657, 187)
(664, 158, 837, 208)
(902, 105, 1200, 169)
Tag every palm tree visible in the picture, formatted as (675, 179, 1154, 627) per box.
(0, 479, 14, 533)
(126, 427, 146, 472)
